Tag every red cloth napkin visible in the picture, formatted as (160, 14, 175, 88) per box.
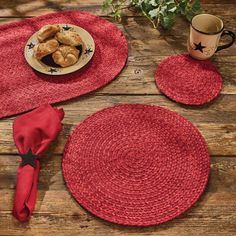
(12, 104, 64, 222)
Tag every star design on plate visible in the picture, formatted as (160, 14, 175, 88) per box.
(20, 148, 38, 168)
(27, 42, 35, 49)
(194, 42, 206, 53)
(62, 25, 72, 31)
(48, 68, 58, 74)
(84, 48, 93, 55)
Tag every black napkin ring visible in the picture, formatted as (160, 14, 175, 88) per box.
(19, 148, 39, 168)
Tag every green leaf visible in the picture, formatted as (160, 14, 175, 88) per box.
(168, 6, 177, 13)
(185, 0, 201, 21)
(178, 0, 188, 14)
(165, 0, 175, 4)
(161, 12, 175, 29)
(102, 0, 113, 11)
(159, 5, 167, 15)
(102, 0, 201, 29)
(191, 0, 201, 13)
(109, 10, 122, 21)
(149, 0, 158, 7)
(149, 8, 158, 18)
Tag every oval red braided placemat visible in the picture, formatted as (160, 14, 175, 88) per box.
(62, 104, 210, 226)
(0, 11, 128, 118)
(155, 54, 222, 105)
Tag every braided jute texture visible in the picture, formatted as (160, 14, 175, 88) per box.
(155, 54, 222, 105)
(63, 104, 210, 226)
(0, 11, 128, 118)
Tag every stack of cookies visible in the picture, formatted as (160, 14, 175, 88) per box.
(34, 25, 83, 67)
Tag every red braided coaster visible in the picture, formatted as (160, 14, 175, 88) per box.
(63, 104, 210, 226)
(0, 11, 128, 118)
(155, 54, 222, 105)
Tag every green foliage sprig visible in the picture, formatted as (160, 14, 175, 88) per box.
(102, 0, 202, 29)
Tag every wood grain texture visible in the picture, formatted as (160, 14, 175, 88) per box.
(0, 0, 236, 235)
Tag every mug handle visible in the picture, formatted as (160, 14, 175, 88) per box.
(216, 30, 235, 52)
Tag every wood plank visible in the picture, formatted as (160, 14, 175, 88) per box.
(0, 156, 235, 235)
(0, 155, 235, 192)
(1, 121, 236, 156)
(0, 0, 235, 17)
(201, 0, 236, 4)
(1, 54, 235, 96)
(0, 14, 235, 38)
(0, 210, 235, 236)
(0, 95, 236, 156)
(0, 193, 235, 236)
(96, 55, 236, 95)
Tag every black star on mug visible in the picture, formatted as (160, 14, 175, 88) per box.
(20, 148, 38, 168)
(194, 42, 206, 53)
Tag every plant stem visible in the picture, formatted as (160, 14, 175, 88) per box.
(140, 6, 157, 28)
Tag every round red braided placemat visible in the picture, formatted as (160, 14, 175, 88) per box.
(155, 54, 222, 105)
(63, 104, 210, 226)
(0, 11, 128, 118)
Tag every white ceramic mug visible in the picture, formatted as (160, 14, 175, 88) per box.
(187, 14, 235, 60)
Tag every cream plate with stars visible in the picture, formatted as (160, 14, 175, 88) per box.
(24, 24, 95, 75)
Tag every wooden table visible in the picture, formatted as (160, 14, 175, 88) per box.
(0, 0, 235, 235)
